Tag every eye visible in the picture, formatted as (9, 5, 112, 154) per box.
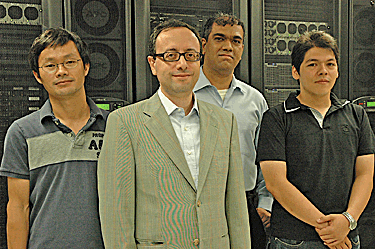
(307, 63, 316, 67)
(233, 39, 242, 45)
(185, 52, 196, 59)
(165, 52, 178, 60)
(214, 37, 224, 41)
(44, 63, 56, 68)
(65, 60, 76, 65)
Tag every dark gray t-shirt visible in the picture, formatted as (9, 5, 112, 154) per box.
(0, 98, 108, 248)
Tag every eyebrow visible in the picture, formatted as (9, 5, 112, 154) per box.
(212, 33, 243, 40)
(163, 48, 198, 52)
(42, 53, 80, 62)
(305, 58, 336, 63)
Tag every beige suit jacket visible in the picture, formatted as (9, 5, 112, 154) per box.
(98, 93, 251, 248)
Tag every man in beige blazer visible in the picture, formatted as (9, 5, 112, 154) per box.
(98, 19, 251, 248)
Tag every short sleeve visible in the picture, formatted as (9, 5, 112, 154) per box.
(0, 121, 30, 179)
(256, 107, 287, 163)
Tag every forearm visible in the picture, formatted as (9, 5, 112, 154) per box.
(7, 202, 29, 248)
(347, 173, 373, 221)
(261, 161, 324, 228)
(7, 177, 30, 249)
(270, 179, 324, 227)
(347, 154, 374, 221)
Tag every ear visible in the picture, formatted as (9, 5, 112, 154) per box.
(147, 56, 157, 76)
(202, 38, 207, 55)
(33, 70, 43, 85)
(292, 66, 300, 80)
(84, 63, 90, 76)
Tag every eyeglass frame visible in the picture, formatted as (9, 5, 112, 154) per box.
(38, 59, 82, 73)
(153, 51, 202, 62)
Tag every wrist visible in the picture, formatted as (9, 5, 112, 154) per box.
(342, 211, 357, 230)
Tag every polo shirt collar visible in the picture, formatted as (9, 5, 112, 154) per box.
(284, 91, 350, 113)
(193, 66, 246, 94)
(40, 97, 104, 123)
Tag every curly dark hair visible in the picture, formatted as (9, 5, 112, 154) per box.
(202, 13, 245, 41)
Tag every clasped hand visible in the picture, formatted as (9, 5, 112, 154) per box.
(315, 214, 352, 249)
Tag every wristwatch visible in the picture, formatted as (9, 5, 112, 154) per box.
(342, 211, 357, 230)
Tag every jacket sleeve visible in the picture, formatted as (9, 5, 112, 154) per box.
(97, 111, 136, 249)
(226, 114, 252, 248)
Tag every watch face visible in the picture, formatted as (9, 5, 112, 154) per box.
(350, 220, 357, 230)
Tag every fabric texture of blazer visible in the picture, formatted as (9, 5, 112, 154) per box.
(98, 93, 251, 248)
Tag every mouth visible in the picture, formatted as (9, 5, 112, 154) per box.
(315, 79, 330, 84)
(54, 79, 73, 85)
(172, 73, 191, 79)
(219, 54, 234, 59)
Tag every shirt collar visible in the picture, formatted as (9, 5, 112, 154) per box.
(158, 88, 199, 116)
(40, 96, 105, 122)
(283, 91, 350, 113)
(193, 66, 246, 94)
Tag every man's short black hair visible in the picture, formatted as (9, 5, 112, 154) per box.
(291, 30, 339, 74)
(148, 19, 202, 55)
(29, 27, 90, 77)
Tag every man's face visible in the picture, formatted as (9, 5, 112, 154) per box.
(202, 23, 244, 74)
(148, 27, 200, 100)
(33, 40, 89, 100)
(292, 47, 339, 98)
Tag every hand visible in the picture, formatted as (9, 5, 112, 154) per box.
(326, 236, 352, 249)
(315, 214, 350, 246)
(256, 207, 271, 228)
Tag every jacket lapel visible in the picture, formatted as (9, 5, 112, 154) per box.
(143, 94, 197, 191)
(196, 100, 218, 196)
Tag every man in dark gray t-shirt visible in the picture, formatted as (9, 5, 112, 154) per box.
(0, 28, 107, 248)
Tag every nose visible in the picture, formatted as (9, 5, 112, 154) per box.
(55, 63, 68, 76)
(318, 64, 328, 75)
(222, 39, 233, 51)
(176, 54, 188, 70)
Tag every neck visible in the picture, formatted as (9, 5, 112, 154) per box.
(50, 93, 91, 134)
(202, 65, 233, 90)
(164, 91, 194, 116)
(297, 91, 331, 116)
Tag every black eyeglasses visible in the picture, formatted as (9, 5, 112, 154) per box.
(39, 59, 82, 73)
(153, 51, 201, 62)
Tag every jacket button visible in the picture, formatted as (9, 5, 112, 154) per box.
(197, 200, 201, 207)
(193, 238, 199, 246)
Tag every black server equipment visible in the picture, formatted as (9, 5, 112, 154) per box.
(352, 96, 375, 249)
(349, 0, 375, 101)
(263, 0, 341, 107)
(0, 1, 43, 248)
(69, 0, 130, 102)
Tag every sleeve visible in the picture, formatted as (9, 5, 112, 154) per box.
(256, 107, 287, 163)
(97, 111, 136, 249)
(254, 96, 274, 211)
(357, 107, 375, 155)
(0, 122, 30, 179)
(226, 114, 251, 248)
(256, 170, 274, 211)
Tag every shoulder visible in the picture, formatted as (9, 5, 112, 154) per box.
(198, 99, 235, 124)
(4, 110, 44, 142)
(234, 78, 267, 105)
